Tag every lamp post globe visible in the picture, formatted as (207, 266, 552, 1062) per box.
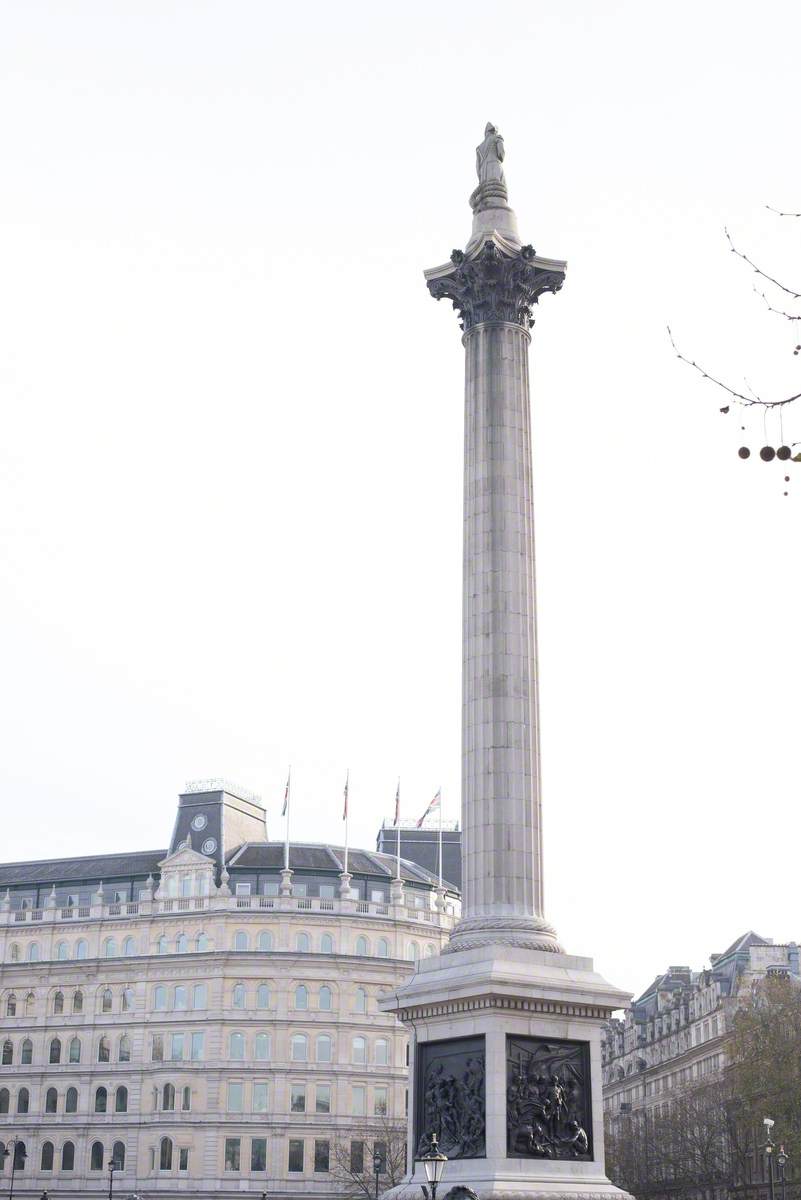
(416, 1134, 448, 1200)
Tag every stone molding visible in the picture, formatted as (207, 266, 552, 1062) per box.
(395, 993, 614, 1023)
(444, 915, 563, 956)
(427, 239, 565, 332)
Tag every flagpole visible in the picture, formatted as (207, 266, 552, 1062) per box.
(343, 769, 349, 877)
(284, 766, 291, 871)
(395, 779, 401, 881)
(438, 787, 443, 891)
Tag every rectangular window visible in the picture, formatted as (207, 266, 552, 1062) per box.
(319, 883, 335, 899)
(370, 888, 386, 903)
(351, 1141, 364, 1174)
(316, 1083, 331, 1114)
(193, 984, 207, 1009)
(224, 1138, 241, 1172)
(288, 1140, 304, 1173)
(178, 1148, 189, 1172)
(170, 1033, 185, 1061)
(191, 1032, 204, 1061)
(253, 1083, 269, 1113)
(236, 882, 251, 896)
(67, 893, 80, 907)
(352, 1084, 366, 1116)
(314, 1140, 330, 1173)
(374, 1086, 388, 1116)
(151, 1034, 164, 1062)
(114, 889, 127, 903)
(251, 1138, 267, 1172)
(262, 880, 279, 896)
(293, 882, 308, 896)
(227, 1082, 244, 1112)
(374, 1142, 387, 1174)
(291, 1083, 306, 1113)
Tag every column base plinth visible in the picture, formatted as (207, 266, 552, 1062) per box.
(445, 915, 563, 955)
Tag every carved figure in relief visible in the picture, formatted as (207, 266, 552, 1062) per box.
(476, 123, 505, 185)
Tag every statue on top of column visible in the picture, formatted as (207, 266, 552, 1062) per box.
(476, 123, 506, 186)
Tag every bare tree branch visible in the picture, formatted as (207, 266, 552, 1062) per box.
(766, 205, 801, 218)
(667, 326, 801, 409)
(755, 287, 801, 320)
(725, 227, 801, 299)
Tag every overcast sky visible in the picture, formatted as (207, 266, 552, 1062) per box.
(1, 0, 800, 1001)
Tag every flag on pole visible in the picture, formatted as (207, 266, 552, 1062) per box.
(282, 769, 291, 816)
(394, 779, 400, 825)
(394, 779, 401, 880)
(343, 771, 349, 820)
(417, 788, 441, 828)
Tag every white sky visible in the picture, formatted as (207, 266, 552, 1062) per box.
(1, 0, 800, 1002)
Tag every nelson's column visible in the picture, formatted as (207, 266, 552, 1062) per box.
(380, 127, 632, 1200)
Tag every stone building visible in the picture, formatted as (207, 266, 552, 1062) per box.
(602, 931, 801, 1125)
(0, 781, 459, 1199)
(375, 820, 462, 891)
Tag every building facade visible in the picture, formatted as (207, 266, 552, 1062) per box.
(0, 782, 459, 1199)
(375, 820, 462, 891)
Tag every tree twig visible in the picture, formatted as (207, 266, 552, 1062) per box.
(725, 227, 801, 299)
(766, 205, 801, 218)
(667, 326, 801, 409)
(755, 287, 801, 320)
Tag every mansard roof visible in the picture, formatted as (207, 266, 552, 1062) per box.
(715, 930, 768, 962)
(0, 848, 166, 888)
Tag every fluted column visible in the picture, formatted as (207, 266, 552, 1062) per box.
(426, 229, 566, 953)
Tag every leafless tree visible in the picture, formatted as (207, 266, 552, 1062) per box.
(329, 1117, 408, 1200)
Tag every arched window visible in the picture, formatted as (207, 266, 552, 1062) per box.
(193, 983, 207, 1009)
(45, 1087, 58, 1113)
(229, 1032, 245, 1059)
(377, 937, 389, 957)
(61, 1141, 75, 1171)
(8, 945, 19, 963)
(352, 1035, 367, 1064)
(40, 1142, 54, 1171)
(55, 942, 67, 961)
(65, 1087, 78, 1113)
(294, 984, 308, 1010)
(95, 1086, 108, 1114)
(69, 1036, 81, 1064)
(12, 1140, 25, 1169)
(319, 984, 333, 1011)
(176, 933, 188, 954)
(182, 1085, 191, 1111)
(195, 932, 208, 952)
(180, 875, 191, 898)
(355, 986, 367, 1013)
(157, 935, 168, 954)
(101, 988, 113, 1013)
(257, 930, 272, 951)
(290, 1033, 308, 1061)
(375, 1037, 390, 1065)
(24, 992, 35, 1015)
(49, 1036, 62, 1064)
(90, 1141, 104, 1171)
(154, 986, 167, 1010)
(316, 1034, 333, 1063)
(5, 994, 16, 1016)
(355, 935, 368, 955)
(407, 941, 420, 961)
(73, 989, 84, 1013)
(112, 1141, 126, 1171)
(232, 984, 245, 1008)
(122, 937, 136, 957)
(234, 931, 248, 951)
(0, 1088, 8, 1113)
(76, 939, 88, 959)
(115, 1085, 128, 1113)
(425, 943, 436, 957)
(295, 932, 310, 952)
(1, 1041, 12, 1065)
(256, 984, 270, 1008)
(17, 1087, 29, 1113)
(104, 937, 117, 958)
(118, 1035, 131, 1064)
(254, 1032, 270, 1061)
(320, 932, 334, 954)
(27, 942, 40, 963)
(174, 986, 188, 1010)
(54, 990, 64, 1014)
(162, 1083, 175, 1111)
(159, 1137, 172, 1171)
(121, 987, 134, 1012)
(17, 1039, 32, 1068)
(98, 1036, 110, 1063)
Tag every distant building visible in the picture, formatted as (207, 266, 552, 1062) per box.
(0, 781, 460, 1199)
(375, 819, 462, 890)
(602, 931, 801, 1146)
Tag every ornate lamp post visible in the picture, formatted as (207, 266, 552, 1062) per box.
(107, 1156, 120, 1200)
(1, 1136, 27, 1200)
(777, 1145, 789, 1200)
(416, 1135, 447, 1200)
(763, 1118, 776, 1200)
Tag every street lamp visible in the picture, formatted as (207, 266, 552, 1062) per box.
(40, 1191, 49, 1200)
(416, 1134, 448, 1200)
(372, 1149, 383, 1200)
(1, 1136, 27, 1200)
(763, 1118, 776, 1200)
(108, 1157, 120, 1200)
